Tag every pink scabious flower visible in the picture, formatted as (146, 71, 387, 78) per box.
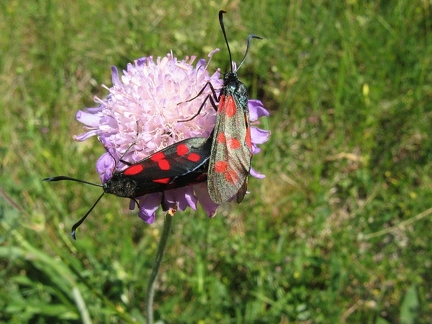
(74, 52, 270, 224)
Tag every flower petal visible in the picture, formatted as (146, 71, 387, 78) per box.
(194, 183, 219, 217)
(251, 127, 271, 145)
(137, 192, 163, 224)
(163, 187, 198, 211)
(111, 66, 121, 86)
(250, 167, 266, 179)
(73, 129, 100, 141)
(96, 152, 116, 183)
(248, 100, 269, 121)
(76, 110, 104, 128)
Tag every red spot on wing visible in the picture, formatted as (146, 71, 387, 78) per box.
(153, 177, 170, 184)
(150, 152, 166, 162)
(176, 143, 190, 156)
(227, 138, 241, 149)
(218, 95, 226, 113)
(187, 153, 201, 162)
(224, 169, 239, 184)
(123, 164, 144, 176)
(214, 161, 228, 173)
(216, 133, 226, 144)
(150, 151, 170, 170)
(214, 161, 240, 185)
(224, 96, 237, 117)
(158, 160, 170, 170)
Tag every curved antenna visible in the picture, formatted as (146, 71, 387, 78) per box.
(236, 34, 263, 72)
(218, 10, 263, 73)
(219, 10, 233, 72)
(71, 192, 105, 240)
(43, 176, 104, 239)
(43, 176, 103, 188)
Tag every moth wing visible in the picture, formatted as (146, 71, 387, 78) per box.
(208, 94, 252, 204)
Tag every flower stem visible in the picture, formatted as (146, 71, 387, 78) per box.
(146, 213, 173, 324)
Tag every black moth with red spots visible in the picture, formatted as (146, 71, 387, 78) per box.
(181, 11, 262, 204)
(103, 136, 212, 198)
(209, 11, 262, 204)
(43, 136, 212, 239)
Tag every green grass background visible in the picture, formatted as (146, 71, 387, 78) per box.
(1, 0, 431, 322)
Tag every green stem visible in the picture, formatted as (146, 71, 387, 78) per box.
(362, 206, 432, 240)
(146, 213, 173, 324)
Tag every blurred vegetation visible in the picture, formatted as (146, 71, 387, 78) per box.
(1, 0, 431, 322)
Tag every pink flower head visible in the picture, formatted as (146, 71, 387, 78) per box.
(74, 52, 270, 224)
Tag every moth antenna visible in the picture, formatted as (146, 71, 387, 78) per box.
(43, 176, 103, 188)
(71, 192, 105, 240)
(218, 10, 233, 72)
(236, 34, 263, 72)
(218, 10, 263, 73)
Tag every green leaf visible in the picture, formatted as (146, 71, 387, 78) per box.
(400, 284, 419, 324)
